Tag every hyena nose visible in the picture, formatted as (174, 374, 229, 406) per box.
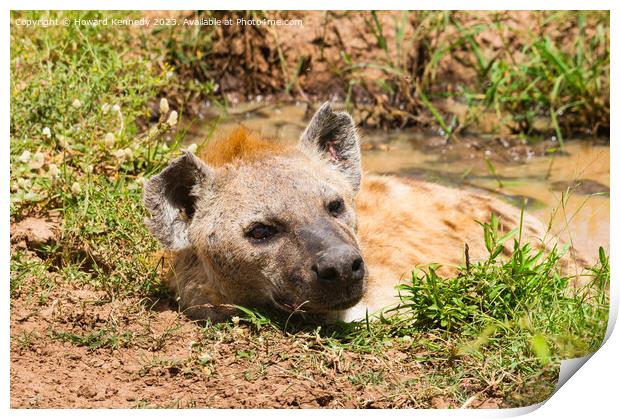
(312, 247, 365, 283)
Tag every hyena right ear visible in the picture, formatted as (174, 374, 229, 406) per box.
(143, 151, 214, 250)
(300, 102, 362, 192)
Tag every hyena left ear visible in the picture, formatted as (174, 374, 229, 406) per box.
(143, 151, 214, 250)
(300, 102, 362, 192)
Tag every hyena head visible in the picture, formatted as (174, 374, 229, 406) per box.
(144, 103, 367, 315)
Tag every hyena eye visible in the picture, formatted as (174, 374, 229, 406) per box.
(327, 198, 345, 216)
(247, 223, 278, 241)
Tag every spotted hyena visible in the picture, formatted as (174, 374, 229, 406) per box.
(144, 102, 552, 322)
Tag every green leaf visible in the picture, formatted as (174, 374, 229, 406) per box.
(531, 334, 551, 365)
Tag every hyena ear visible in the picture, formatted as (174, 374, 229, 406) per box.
(300, 102, 362, 191)
(143, 151, 214, 250)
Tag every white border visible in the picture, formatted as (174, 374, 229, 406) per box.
(3, 1, 617, 417)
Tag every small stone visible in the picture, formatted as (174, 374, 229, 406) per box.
(10, 217, 58, 247)
(77, 384, 97, 399)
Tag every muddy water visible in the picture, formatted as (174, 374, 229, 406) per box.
(185, 102, 610, 262)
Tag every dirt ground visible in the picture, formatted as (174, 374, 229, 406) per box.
(9, 283, 513, 408)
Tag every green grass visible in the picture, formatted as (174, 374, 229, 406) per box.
(474, 12, 610, 142)
(10, 10, 192, 301)
(51, 327, 135, 350)
(394, 214, 608, 357)
(342, 11, 609, 138)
